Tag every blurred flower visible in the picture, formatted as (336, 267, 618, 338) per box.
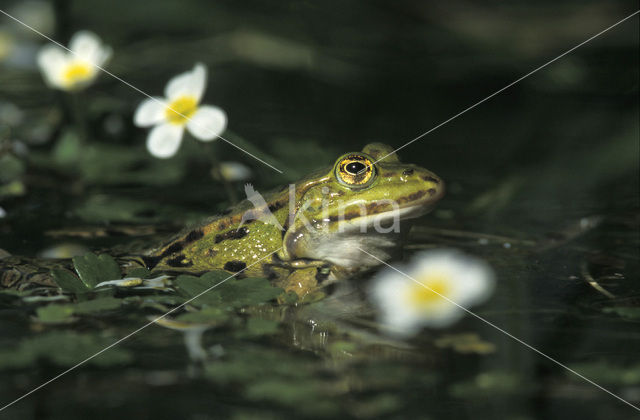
(37, 30, 112, 91)
(9, 1, 55, 39)
(0, 2, 54, 69)
(370, 250, 494, 337)
(216, 161, 252, 181)
(95, 275, 172, 291)
(38, 243, 89, 259)
(0, 206, 6, 218)
(134, 63, 227, 158)
(0, 28, 13, 62)
(0, 25, 39, 69)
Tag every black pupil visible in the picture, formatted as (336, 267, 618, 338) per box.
(345, 162, 367, 174)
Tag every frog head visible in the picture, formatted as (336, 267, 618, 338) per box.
(281, 143, 444, 271)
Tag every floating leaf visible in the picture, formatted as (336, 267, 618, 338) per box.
(126, 267, 152, 279)
(243, 318, 279, 336)
(0, 154, 25, 183)
(51, 268, 89, 294)
(174, 272, 228, 307)
(218, 277, 284, 308)
(0, 331, 133, 369)
(35, 304, 74, 323)
(73, 297, 122, 314)
(177, 306, 230, 324)
(176, 272, 284, 309)
(52, 129, 82, 165)
(72, 253, 121, 289)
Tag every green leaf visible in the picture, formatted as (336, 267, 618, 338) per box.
(177, 306, 230, 324)
(125, 267, 151, 279)
(0, 154, 25, 183)
(72, 253, 121, 289)
(51, 268, 89, 294)
(244, 318, 279, 336)
(175, 272, 282, 308)
(174, 271, 229, 307)
(73, 297, 122, 314)
(52, 129, 82, 165)
(35, 304, 74, 323)
(218, 277, 284, 308)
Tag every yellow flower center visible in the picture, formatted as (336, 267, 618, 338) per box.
(165, 96, 198, 125)
(62, 62, 94, 88)
(410, 275, 451, 307)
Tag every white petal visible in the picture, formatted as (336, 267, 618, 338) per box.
(134, 97, 167, 127)
(219, 161, 252, 181)
(37, 45, 69, 88)
(165, 63, 207, 101)
(186, 105, 227, 141)
(146, 123, 184, 158)
(69, 30, 110, 65)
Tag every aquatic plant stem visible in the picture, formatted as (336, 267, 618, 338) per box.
(70, 92, 88, 143)
(200, 141, 238, 205)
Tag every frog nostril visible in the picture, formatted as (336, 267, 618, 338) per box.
(402, 169, 414, 176)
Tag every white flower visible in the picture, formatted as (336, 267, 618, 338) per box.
(217, 161, 252, 181)
(0, 206, 6, 218)
(10, 1, 55, 39)
(0, 25, 38, 69)
(36, 30, 111, 91)
(133, 63, 227, 159)
(370, 250, 495, 337)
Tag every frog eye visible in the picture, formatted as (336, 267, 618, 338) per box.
(336, 154, 376, 188)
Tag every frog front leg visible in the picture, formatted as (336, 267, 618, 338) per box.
(265, 258, 333, 302)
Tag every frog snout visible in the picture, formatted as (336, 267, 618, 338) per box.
(414, 167, 445, 202)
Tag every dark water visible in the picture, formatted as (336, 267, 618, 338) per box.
(0, 1, 638, 419)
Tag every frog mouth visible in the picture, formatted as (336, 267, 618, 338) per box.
(349, 204, 431, 228)
(330, 193, 442, 234)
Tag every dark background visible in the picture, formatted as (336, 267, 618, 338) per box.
(0, 1, 638, 419)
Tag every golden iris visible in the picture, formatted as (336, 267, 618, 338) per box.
(336, 154, 375, 187)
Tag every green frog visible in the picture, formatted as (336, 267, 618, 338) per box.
(139, 143, 444, 295)
(0, 143, 443, 297)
